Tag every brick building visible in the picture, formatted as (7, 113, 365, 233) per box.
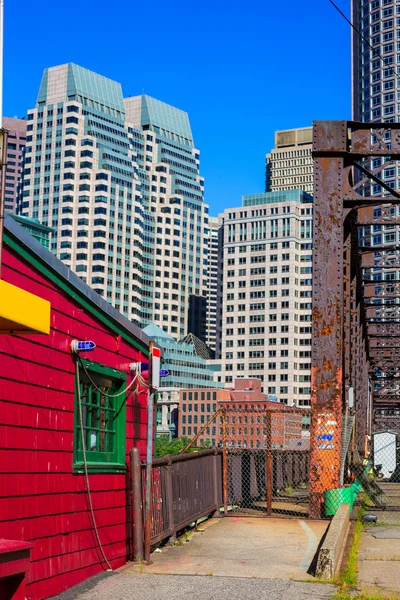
(178, 378, 303, 448)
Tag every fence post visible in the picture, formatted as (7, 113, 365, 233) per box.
(130, 447, 144, 562)
(266, 410, 272, 516)
(165, 455, 176, 542)
(222, 410, 228, 514)
(212, 447, 221, 517)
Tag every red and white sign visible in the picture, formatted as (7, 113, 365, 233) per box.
(151, 346, 161, 389)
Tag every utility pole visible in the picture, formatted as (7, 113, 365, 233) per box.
(144, 341, 160, 563)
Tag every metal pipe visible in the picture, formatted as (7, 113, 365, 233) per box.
(165, 455, 176, 542)
(212, 446, 221, 517)
(266, 410, 272, 516)
(180, 408, 224, 454)
(0, 0, 4, 130)
(222, 409, 228, 514)
(0, 127, 8, 279)
(130, 447, 144, 562)
(144, 340, 154, 563)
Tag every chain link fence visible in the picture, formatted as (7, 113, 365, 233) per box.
(221, 405, 310, 517)
(179, 405, 400, 520)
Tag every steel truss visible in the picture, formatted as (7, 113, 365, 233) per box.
(311, 121, 400, 517)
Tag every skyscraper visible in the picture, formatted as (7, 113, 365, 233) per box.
(4, 117, 26, 213)
(219, 190, 313, 407)
(20, 64, 209, 339)
(351, 0, 398, 124)
(205, 216, 220, 350)
(124, 96, 209, 338)
(20, 63, 144, 325)
(266, 127, 313, 195)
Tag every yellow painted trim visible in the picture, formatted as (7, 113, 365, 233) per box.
(0, 280, 51, 335)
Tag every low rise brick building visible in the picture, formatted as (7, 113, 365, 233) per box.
(178, 378, 303, 448)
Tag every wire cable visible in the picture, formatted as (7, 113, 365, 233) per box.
(328, 0, 400, 83)
(76, 364, 113, 571)
(78, 356, 140, 398)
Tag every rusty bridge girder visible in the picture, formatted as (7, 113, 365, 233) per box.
(311, 120, 400, 517)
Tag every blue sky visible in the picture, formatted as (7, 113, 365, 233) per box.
(5, 0, 351, 216)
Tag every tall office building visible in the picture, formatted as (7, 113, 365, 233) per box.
(20, 63, 209, 338)
(20, 63, 144, 325)
(219, 190, 313, 407)
(265, 127, 313, 195)
(351, 0, 399, 124)
(3, 117, 26, 213)
(205, 216, 220, 349)
(124, 95, 209, 338)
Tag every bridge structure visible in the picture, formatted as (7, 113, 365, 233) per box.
(310, 120, 400, 516)
(133, 122, 400, 559)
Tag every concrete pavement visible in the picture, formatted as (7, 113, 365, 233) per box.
(357, 525, 400, 597)
(125, 517, 329, 580)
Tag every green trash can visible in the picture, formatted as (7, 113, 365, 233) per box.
(324, 480, 362, 516)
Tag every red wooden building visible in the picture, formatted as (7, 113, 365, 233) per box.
(0, 215, 151, 599)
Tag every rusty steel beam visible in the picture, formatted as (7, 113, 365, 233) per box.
(353, 160, 400, 198)
(368, 323, 400, 335)
(310, 121, 347, 519)
(364, 282, 400, 298)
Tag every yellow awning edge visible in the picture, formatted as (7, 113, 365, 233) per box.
(0, 280, 51, 334)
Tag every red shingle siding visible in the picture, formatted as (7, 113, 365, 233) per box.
(0, 247, 148, 599)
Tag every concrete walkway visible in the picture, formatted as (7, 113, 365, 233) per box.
(357, 525, 400, 597)
(127, 517, 329, 580)
(52, 572, 337, 600)
(51, 517, 338, 600)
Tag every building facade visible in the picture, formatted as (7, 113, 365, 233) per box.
(3, 116, 26, 213)
(19, 63, 210, 340)
(265, 127, 313, 194)
(205, 216, 220, 350)
(351, 0, 400, 124)
(218, 190, 313, 407)
(178, 387, 231, 445)
(124, 95, 209, 338)
(178, 378, 303, 448)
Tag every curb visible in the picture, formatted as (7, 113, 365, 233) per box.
(315, 503, 350, 579)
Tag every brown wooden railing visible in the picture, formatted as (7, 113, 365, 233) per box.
(130, 447, 222, 560)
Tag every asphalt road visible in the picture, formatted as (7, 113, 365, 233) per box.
(51, 572, 337, 600)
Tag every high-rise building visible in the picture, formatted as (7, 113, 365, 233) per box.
(219, 190, 313, 407)
(124, 95, 209, 338)
(205, 216, 220, 349)
(265, 127, 313, 194)
(3, 117, 26, 213)
(20, 63, 144, 325)
(19, 63, 209, 338)
(351, 0, 399, 124)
